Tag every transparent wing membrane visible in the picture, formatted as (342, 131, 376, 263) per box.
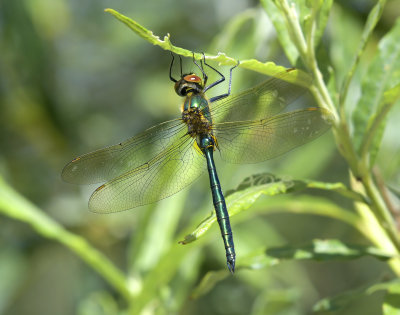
(89, 135, 205, 213)
(210, 70, 308, 124)
(213, 108, 332, 164)
(62, 119, 185, 184)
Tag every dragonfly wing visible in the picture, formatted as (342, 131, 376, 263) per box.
(62, 119, 185, 184)
(88, 135, 206, 213)
(210, 69, 308, 124)
(214, 108, 333, 164)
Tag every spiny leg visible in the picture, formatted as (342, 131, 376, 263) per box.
(169, 52, 177, 82)
(207, 58, 240, 102)
(192, 52, 208, 86)
(169, 52, 183, 83)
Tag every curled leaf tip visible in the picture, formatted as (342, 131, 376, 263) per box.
(179, 234, 196, 244)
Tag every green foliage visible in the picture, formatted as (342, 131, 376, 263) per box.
(353, 16, 400, 164)
(1, 1, 400, 314)
(313, 279, 400, 313)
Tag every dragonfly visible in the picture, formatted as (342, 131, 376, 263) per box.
(62, 53, 332, 273)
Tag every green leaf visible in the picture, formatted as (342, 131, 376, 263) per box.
(179, 173, 368, 245)
(0, 250, 27, 313)
(329, 4, 364, 85)
(314, 0, 333, 47)
(313, 284, 369, 312)
(289, 179, 367, 202)
(264, 0, 332, 64)
(383, 83, 400, 104)
(303, 0, 333, 50)
(340, 0, 386, 109)
(190, 270, 230, 299)
(128, 245, 200, 314)
(261, 0, 300, 65)
(265, 239, 393, 261)
(313, 279, 400, 313)
(239, 247, 280, 270)
(179, 174, 294, 244)
(383, 280, 400, 315)
(77, 292, 119, 315)
(0, 176, 131, 300)
(105, 8, 312, 86)
(251, 289, 300, 315)
(360, 83, 400, 165)
(236, 239, 392, 272)
(208, 8, 261, 57)
(352, 17, 400, 155)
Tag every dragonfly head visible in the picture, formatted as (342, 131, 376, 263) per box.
(174, 74, 204, 96)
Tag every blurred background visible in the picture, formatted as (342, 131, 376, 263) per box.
(1, 0, 399, 314)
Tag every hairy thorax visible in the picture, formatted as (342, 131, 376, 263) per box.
(181, 93, 213, 138)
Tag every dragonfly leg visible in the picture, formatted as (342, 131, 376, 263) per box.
(169, 52, 183, 83)
(207, 59, 240, 102)
(193, 52, 208, 87)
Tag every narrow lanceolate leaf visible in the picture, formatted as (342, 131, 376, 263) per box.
(313, 0, 333, 47)
(190, 270, 230, 299)
(265, 239, 393, 261)
(179, 174, 367, 244)
(360, 83, 400, 165)
(179, 174, 293, 244)
(352, 18, 400, 156)
(313, 279, 400, 313)
(261, 0, 299, 65)
(289, 179, 367, 203)
(0, 176, 131, 300)
(105, 8, 312, 85)
(303, 0, 333, 49)
(239, 239, 392, 272)
(340, 0, 386, 109)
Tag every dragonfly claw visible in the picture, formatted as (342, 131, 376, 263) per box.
(227, 257, 236, 274)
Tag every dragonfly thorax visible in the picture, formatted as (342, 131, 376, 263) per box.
(174, 74, 204, 96)
(182, 107, 212, 138)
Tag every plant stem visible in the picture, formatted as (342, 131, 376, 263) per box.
(362, 173, 400, 251)
(0, 176, 132, 300)
(278, 0, 400, 272)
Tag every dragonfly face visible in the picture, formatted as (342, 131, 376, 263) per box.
(174, 74, 204, 97)
(62, 52, 332, 273)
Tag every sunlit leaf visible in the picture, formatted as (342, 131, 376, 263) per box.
(289, 179, 367, 202)
(105, 8, 312, 85)
(179, 174, 294, 244)
(383, 280, 400, 315)
(265, 239, 393, 261)
(261, 0, 299, 65)
(314, 0, 333, 46)
(180, 174, 368, 244)
(383, 83, 400, 104)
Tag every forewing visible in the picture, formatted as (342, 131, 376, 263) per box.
(89, 135, 205, 213)
(62, 119, 185, 184)
(210, 70, 308, 124)
(214, 108, 333, 164)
